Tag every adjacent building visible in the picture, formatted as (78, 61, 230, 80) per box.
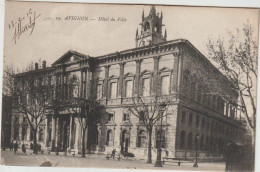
(10, 6, 245, 160)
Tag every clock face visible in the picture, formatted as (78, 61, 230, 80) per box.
(70, 56, 75, 62)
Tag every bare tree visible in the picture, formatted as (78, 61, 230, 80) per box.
(207, 21, 257, 151)
(3, 65, 15, 96)
(64, 97, 106, 157)
(127, 93, 172, 163)
(13, 72, 54, 154)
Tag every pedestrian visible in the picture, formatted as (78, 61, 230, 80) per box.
(10, 140, 13, 151)
(22, 143, 26, 154)
(30, 142, 33, 150)
(38, 144, 41, 153)
(14, 141, 18, 155)
(111, 149, 116, 159)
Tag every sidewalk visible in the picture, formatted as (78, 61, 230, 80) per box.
(1, 150, 225, 171)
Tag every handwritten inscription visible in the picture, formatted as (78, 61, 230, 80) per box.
(59, 16, 127, 22)
(8, 9, 41, 44)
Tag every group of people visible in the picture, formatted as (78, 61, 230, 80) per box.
(9, 141, 19, 155)
(10, 141, 42, 155)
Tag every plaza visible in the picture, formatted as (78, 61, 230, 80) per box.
(1, 150, 225, 171)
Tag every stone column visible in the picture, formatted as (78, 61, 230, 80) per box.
(51, 116, 56, 149)
(27, 125, 31, 141)
(80, 69, 84, 98)
(56, 117, 61, 148)
(134, 60, 141, 96)
(153, 56, 160, 94)
(18, 118, 22, 141)
(69, 115, 73, 149)
(118, 62, 125, 98)
(85, 68, 91, 99)
(61, 73, 65, 99)
(177, 53, 183, 93)
(44, 117, 49, 147)
(104, 65, 110, 99)
(74, 118, 80, 153)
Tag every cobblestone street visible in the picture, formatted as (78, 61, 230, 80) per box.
(1, 150, 225, 171)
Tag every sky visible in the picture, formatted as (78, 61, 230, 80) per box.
(3, 1, 259, 71)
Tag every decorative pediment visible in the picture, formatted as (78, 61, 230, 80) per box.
(109, 75, 119, 80)
(141, 70, 153, 76)
(52, 50, 90, 66)
(124, 72, 135, 78)
(120, 120, 132, 126)
(159, 67, 172, 73)
(105, 121, 116, 126)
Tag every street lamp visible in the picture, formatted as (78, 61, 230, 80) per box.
(193, 135, 200, 167)
(154, 103, 167, 167)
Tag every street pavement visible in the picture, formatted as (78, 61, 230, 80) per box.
(1, 149, 225, 171)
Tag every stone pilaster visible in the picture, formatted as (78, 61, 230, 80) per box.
(18, 118, 22, 140)
(134, 60, 141, 96)
(104, 65, 110, 99)
(153, 56, 160, 94)
(61, 73, 64, 99)
(171, 54, 179, 93)
(55, 117, 60, 148)
(177, 53, 183, 93)
(51, 116, 56, 148)
(69, 115, 73, 149)
(44, 117, 49, 147)
(80, 69, 84, 98)
(74, 118, 80, 153)
(118, 62, 125, 97)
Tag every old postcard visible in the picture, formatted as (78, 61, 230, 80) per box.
(1, 1, 259, 172)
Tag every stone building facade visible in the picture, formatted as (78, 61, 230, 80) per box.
(10, 6, 245, 160)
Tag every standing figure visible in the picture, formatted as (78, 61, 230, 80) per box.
(10, 140, 13, 151)
(111, 149, 116, 159)
(30, 142, 33, 150)
(22, 143, 26, 154)
(14, 141, 18, 155)
(38, 144, 41, 153)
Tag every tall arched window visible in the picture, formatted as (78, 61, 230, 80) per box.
(205, 136, 209, 151)
(69, 75, 79, 99)
(200, 135, 204, 150)
(39, 128, 44, 141)
(144, 21, 150, 31)
(187, 132, 192, 150)
(181, 111, 186, 124)
(189, 113, 193, 126)
(180, 130, 185, 149)
(137, 130, 146, 148)
(106, 130, 112, 146)
(156, 130, 166, 148)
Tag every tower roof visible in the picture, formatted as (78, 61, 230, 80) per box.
(149, 5, 156, 16)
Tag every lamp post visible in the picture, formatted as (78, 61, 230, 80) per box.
(193, 135, 200, 167)
(154, 103, 166, 167)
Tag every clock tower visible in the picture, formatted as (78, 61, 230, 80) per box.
(136, 6, 167, 48)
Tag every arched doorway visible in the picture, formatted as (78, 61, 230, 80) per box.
(121, 130, 130, 152)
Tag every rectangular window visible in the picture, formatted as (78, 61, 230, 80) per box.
(142, 78, 150, 96)
(123, 113, 130, 121)
(125, 80, 133, 98)
(110, 82, 117, 99)
(161, 75, 170, 95)
(108, 113, 114, 122)
(97, 84, 103, 99)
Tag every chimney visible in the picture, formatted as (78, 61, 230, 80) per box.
(35, 63, 38, 70)
(42, 60, 46, 69)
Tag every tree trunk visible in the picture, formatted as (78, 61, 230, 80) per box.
(147, 129, 152, 164)
(33, 128, 38, 154)
(81, 128, 86, 158)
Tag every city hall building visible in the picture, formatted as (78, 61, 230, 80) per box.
(11, 6, 245, 160)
